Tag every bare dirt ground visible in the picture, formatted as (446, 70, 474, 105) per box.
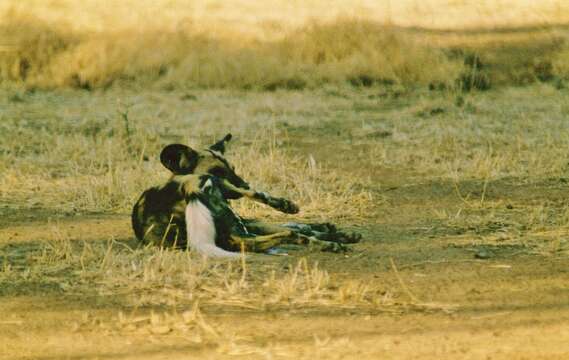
(1, 85, 569, 359)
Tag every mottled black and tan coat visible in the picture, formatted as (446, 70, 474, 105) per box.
(132, 134, 360, 257)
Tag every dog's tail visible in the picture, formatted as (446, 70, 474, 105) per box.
(185, 199, 241, 258)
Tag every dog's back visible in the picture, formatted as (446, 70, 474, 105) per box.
(132, 180, 189, 248)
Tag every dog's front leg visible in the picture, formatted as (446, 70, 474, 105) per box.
(220, 179, 299, 214)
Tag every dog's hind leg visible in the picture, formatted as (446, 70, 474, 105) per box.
(243, 220, 293, 235)
(229, 231, 298, 253)
(248, 219, 361, 245)
(235, 221, 349, 253)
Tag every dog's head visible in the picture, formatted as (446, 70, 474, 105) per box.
(160, 133, 249, 198)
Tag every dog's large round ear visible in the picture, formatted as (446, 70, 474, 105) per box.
(160, 144, 199, 174)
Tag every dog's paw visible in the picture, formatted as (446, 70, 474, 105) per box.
(269, 197, 300, 214)
(337, 232, 362, 244)
(319, 231, 362, 244)
(320, 242, 350, 253)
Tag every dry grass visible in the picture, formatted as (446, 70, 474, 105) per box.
(0, 87, 377, 222)
(231, 134, 375, 221)
(0, 230, 412, 355)
(2, 2, 569, 359)
(2, 84, 569, 220)
(0, 230, 398, 311)
(0, 13, 462, 90)
(3, 84, 568, 277)
(1, 1, 569, 90)
(0, 125, 373, 222)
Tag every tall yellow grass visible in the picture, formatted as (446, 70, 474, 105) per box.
(0, 13, 460, 90)
(2, 1, 568, 90)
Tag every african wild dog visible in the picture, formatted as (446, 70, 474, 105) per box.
(131, 134, 361, 257)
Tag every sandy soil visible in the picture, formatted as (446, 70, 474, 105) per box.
(1, 86, 569, 359)
(2, 169, 569, 360)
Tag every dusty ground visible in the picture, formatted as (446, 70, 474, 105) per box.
(1, 84, 569, 359)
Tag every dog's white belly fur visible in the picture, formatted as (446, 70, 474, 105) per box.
(185, 200, 240, 258)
